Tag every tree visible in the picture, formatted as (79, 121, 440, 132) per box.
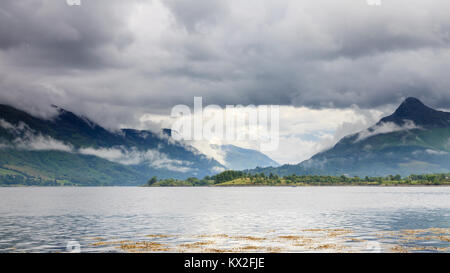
(147, 176, 158, 186)
(212, 170, 245, 184)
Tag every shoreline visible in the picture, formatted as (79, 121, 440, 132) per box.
(2, 184, 450, 188)
(148, 184, 450, 188)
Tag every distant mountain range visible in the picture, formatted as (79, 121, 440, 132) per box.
(2, 96, 448, 186)
(210, 144, 279, 170)
(251, 97, 450, 177)
(0, 104, 277, 185)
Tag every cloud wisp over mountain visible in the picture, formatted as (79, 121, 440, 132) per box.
(355, 120, 420, 142)
(0, 118, 73, 152)
(79, 146, 194, 172)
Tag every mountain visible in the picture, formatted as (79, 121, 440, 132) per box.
(379, 97, 450, 127)
(210, 144, 279, 170)
(160, 129, 279, 170)
(3, 97, 448, 185)
(251, 97, 450, 177)
(0, 104, 224, 186)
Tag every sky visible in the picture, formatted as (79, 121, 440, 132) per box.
(1, 0, 450, 164)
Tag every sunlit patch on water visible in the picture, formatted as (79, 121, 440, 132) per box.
(81, 228, 450, 253)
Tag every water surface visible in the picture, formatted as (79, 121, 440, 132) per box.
(0, 187, 449, 252)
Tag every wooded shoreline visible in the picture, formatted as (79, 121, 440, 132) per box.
(144, 170, 450, 187)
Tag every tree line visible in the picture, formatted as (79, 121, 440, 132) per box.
(146, 170, 450, 186)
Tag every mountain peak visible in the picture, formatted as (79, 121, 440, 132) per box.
(379, 97, 450, 127)
(396, 97, 429, 113)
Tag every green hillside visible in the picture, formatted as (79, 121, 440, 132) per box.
(0, 148, 146, 186)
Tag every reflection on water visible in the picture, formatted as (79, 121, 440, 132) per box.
(0, 187, 449, 252)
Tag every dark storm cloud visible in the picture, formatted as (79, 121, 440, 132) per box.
(159, 0, 450, 108)
(0, 0, 134, 69)
(0, 0, 139, 125)
(1, 0, 450, 130)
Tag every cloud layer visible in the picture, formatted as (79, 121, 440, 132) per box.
(2, 1, 450, 119)
(2, 0, 450, 163)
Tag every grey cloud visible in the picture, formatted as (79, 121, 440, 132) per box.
(156, 0, 450, 109)
(163, 0, 229, 33)
(1, 0, 450, 131)
(0, 0, 134, 69)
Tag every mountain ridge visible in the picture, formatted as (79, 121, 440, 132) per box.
(0, 104, 225, 185)
(0, 103, 279, 185)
